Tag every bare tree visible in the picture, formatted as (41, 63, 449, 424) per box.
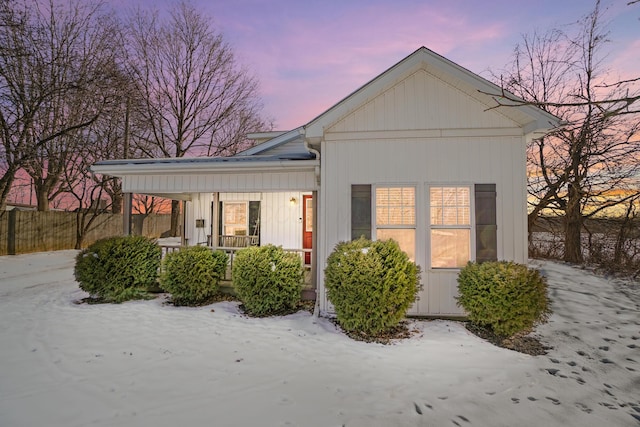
(17, 1, 123, 211)
(126, 0, 271, 235)
(492, 0, 640, 263)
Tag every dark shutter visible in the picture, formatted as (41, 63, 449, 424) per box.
(475, 184, 497, 263)
(249, 201, 261, 245)
(351, 185, 372, 240)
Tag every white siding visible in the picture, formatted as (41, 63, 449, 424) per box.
(315, 66, 529, 316)
(123, 170, 317, 194)
(329, 70, 516, 133)
(184, 193, 214, 246)
(319, 136, 527, 317)
(184, 192, 309, 251)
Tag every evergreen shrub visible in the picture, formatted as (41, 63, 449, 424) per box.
(160, 246, 228, 306)
(74, 236, 161, 303)
(232, 245, 303, 316)
(457, 261, 550, 337)
(324, 238, 421, 335)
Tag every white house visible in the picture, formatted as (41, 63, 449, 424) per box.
(91, 47, 559, 317)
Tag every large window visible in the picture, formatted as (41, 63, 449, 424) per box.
(430, 186, 471, 268)
(223, 202, 248, 236)
(375, 186, 416, 261)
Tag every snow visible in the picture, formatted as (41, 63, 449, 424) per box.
(1, 251, 639, 427)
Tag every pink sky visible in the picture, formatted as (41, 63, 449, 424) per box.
(118, 0, 639, 130)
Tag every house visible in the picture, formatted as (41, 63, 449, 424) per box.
(91, 47, 559, 317)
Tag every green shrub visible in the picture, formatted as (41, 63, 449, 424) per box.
(159, 246, 228, 306)
(457, 261, 550, 337)
(232, 245, 303, 316)
(324, 238, 421, 335)
(74, 236, 161, 303)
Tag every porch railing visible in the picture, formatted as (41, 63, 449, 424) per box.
(159, 243, 311, 283)
(217, 234, 259, 248)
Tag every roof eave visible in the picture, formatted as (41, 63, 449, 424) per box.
(90, 159, 319, 178)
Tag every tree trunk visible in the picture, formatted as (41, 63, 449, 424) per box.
(564, 182, 583, 263)
(170, 200, 180, 237)
(36, 187, 50, 211)
(111, 193, 122, 214)
(75, 211, 84, 250)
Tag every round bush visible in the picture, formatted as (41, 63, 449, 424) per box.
(74, 236, 161, 303)
(324, 238, 421, 335)
(457, 261, 550, 337)
(232, 245, 303, 316)
(159, 246, 228, 306)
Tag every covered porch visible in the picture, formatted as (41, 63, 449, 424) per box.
(91, 155, 320, 299)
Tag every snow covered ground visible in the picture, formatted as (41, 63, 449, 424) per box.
(0, 251, 639, 427)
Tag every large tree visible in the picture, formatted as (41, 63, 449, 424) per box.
(0, 0, 125, 212)
(491, 0, 640, 263)
(127, 0, 271, 236)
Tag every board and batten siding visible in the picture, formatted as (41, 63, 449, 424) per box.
(315, 65, 528, 317)
(318, 136, 527, 316)
(329, 69, 517, 133)
(184, 192, 308, 250)
(122, 170, 317, 194)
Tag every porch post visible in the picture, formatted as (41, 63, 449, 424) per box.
(211, 192, 219, 248)
(311, 190, 318, 292)
(181, 200, 187, 246)
(123, 192, 132, 236)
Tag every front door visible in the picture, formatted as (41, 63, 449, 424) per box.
(302, 195, 313, 265)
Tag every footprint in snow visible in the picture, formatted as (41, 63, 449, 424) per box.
(546, 397, 561, 405)
(575, 402, 592, 413)
(413, 402, 423, 415)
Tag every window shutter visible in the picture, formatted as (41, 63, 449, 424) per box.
(249, 201, 261, 245)
(475, 184, 497, 263)
(351, 185, 371, 240)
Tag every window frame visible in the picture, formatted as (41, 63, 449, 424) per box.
(222, 201, 249, 236)
(372, 184, 417, 261)
(427, 184, 475, 270)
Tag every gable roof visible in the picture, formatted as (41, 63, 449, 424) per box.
(235, 127, 305, 156)
(304, 46, 560, 142)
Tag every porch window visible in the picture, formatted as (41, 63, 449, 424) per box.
(375, 186, 416, 261)
(430, 186, 471, 268)
(223, 202, 248, 236)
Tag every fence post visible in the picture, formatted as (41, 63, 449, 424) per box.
(7, 209, 16, 255)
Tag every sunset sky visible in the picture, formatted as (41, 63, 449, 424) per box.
(116, 0, 639, 130)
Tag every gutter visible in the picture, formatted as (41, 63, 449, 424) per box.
(90, 159, 320, 177)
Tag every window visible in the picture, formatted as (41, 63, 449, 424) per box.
(223, 202, 248, 236)
(375, 186, 416, 261)
(430, 186, 471, 268)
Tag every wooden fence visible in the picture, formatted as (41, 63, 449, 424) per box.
(0, 210, 175, 255)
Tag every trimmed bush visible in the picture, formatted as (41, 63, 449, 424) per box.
(74, 236, 161, 303)
(457, 261, 550, 337)
(159, 246, 228, 306)
(324, 238, 421, 335)
(232, 245, 303, 316)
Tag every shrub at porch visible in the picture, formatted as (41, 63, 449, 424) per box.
(232, 245, 303, 316)
(324, 238, 421, 336)
(456, 261, 550, 337)
(160, 246, 228, 306)
(74, 236, 161, 303)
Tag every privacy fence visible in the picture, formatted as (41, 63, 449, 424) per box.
(0, 211, 175, 255)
